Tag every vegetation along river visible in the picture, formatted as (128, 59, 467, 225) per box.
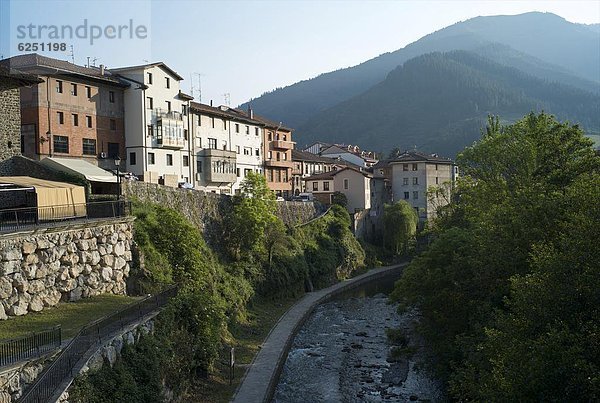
(273, 278, 443, 402)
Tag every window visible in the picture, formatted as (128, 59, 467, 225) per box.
(267, 169, 273, 181)
(312, 182, 319, 191)
(436, 177, 439, 184)
(268, 131, 272, 141)
(413, 191, 418, 199)
(165, 77, 170, 88)
(182, 105, 187, 116)
(222, 119, 227, 130)
(208, 138, 217, 149)
(108, 142, 119, 158)
(404, 191, 409, 200)
(283, 153, 287, 161)
(413, 177, 418, 185)
(402, 164, 408, 171)
(57, 111, 64, 124)
(72, 114, 78, 126)
(147, 124, 153, 137)
(110, 119, 116, 131)
(56, 80, 63, 93)
(245, 168, 251, 177)
(412, 163, 418, 171)
(148, 152, 155, 165)
(255, 148, 260, 156)
(197, 160, 202, 173)
(235, 123, 239, 133)
(255, 127, 259, 136)
(183, 129, 188, 141)
(236, 168, 240, 177)
(344, 178, 349, 190)
(86, 115, 92, 128)
(435, 164, 438, 170)
(109, 91, 115, 103)
(86, 86, 91, 98)
(211, 117, 215, 128)
(268, 151, 272, 159)
(403, 177, 409, 186)
(197, 115, 201, 126)
(244, 147, 251, 155)
(183, 155, 189, 167)
(283, 134, 287, 141)
(70, 83, 77, 96)
(323, 181, 330, 191)
(246, 125, 249, 134)
(146, 97, 153, 109)
(276, 152, 281, 161)
(129, 152, 137, 165)
(53, 135, 68, 153)
(222, 141, 227, 150)
(236, 146, 240, 154)
(165, 101, 171, 112)
(166, 154, 173, 166)
(147, 72, 153, 84)
(82, 138, 96, 155)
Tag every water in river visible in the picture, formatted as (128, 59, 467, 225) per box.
(273, 283, 443, 402)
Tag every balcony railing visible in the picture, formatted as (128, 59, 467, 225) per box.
(271, 140, 294, 150)
(0, 200, 131, 233)
(264, 159, 294, 168)
(157, 135, 185, 149)
(153, 108, 183, 121)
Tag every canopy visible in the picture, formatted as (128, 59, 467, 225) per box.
(40, 157, 117, 183)
(0, 176, 86, 218)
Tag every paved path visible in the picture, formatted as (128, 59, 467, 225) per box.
(232, 263, 406, 403)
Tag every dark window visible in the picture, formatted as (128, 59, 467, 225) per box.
(404, 191, 409, 199)
(182, 105, 187, 116)
(148, 152, 155, 164)
(413, 177, 418, 185)
(86, 86, 91, 98)
(312, 182, 319, 191)
(165, 101, 171, 112)
(211, 117, 215, 128)
(82, 138, 96, 155)
(110, 119, 116, 131)
(57, 111, 64, 124)
(208, 138, 217, 149)
(165, 77, 170, 88)
(323, 181, 329, 191)
(184, 129, 188, 141)
(255, 148, 260, 156)
(53, 135, 68, 153)
(109, 91, 115, 103)
(183, 155, 189, 167)
(72, 114, 78, 126)
(268, 131, 272, 141)
(235, 123, 239, 133)
(146, 97, 153, 109)
(344, 178, 349, 190)
(129, 152, 137, 165)
(86, 115, 92, 128)
(412, 163, 418, 171)
(413, 191, 418, 199)
(108, 142, 119, 159)
(402, 164, 408, 171)
(246, 125, 249, 134)
(147, 72, 153, 84)
(56, 80, 63, 93)
(436, 177, 439, 184)
(166, 154, 173, 166)
(236, 168, 240, 177)
(255, 127, 259, 136)
(403, 177, 409, 185)
(222, 119, 226, 130)
(147, 124, 153, 137)
(70, 83, 77, 96)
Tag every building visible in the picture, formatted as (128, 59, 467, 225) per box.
(389, 151, 456, 221)
(252, 115, 294, 198)
(111, 62, 193, 187)
(189, 103, 264, 194)
(0, 65, 42, 162)
(291, 149, 335, 195)
(304, 166, 373, 213)
(319, 144, 378, 168)
(3, 54, 128, 171)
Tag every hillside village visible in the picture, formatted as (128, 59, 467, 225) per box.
(0, 53, 457, 233)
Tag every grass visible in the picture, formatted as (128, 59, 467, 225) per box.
(182, 295, 300, 403)
(0, 294, 141, 340)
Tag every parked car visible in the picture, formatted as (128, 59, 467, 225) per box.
(298, 193, 314, 202)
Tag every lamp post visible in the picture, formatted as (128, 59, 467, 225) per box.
(115, 156, 121, 200)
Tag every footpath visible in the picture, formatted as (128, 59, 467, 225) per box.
(231, 263, 406, 403)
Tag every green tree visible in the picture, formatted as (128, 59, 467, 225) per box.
(382, 201, 418, 255)
(330, 191, 348, 208)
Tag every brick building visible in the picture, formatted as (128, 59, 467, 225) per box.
(0, 65, 42, 161)
(4, 54, 129, 171)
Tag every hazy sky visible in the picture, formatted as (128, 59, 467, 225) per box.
(1, 0, 599, 106)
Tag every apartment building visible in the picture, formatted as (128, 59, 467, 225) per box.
(390, 151, 456, 221)
(189, 103, 263, 194)
(304, 167, 373, 213)
(111, 62, 193, 187)
(4, 54, 127, 171)
(291, 149, 334, 195)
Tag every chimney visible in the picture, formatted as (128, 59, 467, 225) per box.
(247, 105, 254, 119)
(99, 64, 105, 76)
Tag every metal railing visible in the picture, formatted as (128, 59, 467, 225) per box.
(0, 200, 131, 233)
(0, 326, 62, 369)
(18, 286, 178, 403)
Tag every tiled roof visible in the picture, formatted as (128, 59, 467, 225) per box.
(3, 54, 127, 86)
(110, 61, 184, 81)
(391, 151, 454, 164)
(190, 102, 265, 126)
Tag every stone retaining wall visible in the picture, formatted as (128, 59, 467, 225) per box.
(0, 357, 49, 402)
(0, 218, 135, 319)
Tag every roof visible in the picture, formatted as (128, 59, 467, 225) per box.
(190, 102, 265, 126)
(3, 54, 127, 87)
(390, 151, 455, 164)
(292, 149, 334, 163)
(110, 62, 184, 81)
(233, 108, 293, 131)
(40, 157, 117, 183)
(0, 64, 43, 86)
(0, 176, 82, 189)
(320, 145, 349, 155)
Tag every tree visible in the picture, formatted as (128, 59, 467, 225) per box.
(330, 191, 348, 208)
(382, 201, 418, 255)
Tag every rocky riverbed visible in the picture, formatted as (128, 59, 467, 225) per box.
(273, 293, 442, 402)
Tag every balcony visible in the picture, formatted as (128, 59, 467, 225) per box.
(157, 135, 185, 149)
(265, 159, 294, 168)
(197, 148, 237, 184)
(271, 140, 294, 150)
(153, 108, 183, 121)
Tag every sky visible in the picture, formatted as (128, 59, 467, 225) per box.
(1, 0, 599, 106)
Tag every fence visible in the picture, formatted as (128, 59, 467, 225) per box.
(18, 286, 178, 403)
(0, 200, 131, 233)
(0, 326, 62, 369)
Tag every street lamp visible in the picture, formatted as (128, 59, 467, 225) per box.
(114, 156, 121, 199)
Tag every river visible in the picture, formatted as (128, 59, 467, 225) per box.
(273, 280, 443, 402)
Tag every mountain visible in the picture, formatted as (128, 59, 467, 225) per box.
(242, 12, 600, 130)
(295, 50, 600, 156)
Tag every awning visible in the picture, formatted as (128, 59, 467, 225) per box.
(40, 157, 117, 183)
(0, 176, 86, 217)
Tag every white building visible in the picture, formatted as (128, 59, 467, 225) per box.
(189, 103, 264, 194)
(389, 151, 456, 221)
(320, 145, 378, 168)
(303, 166, 373, 213)
(111, 62, 193, 187)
